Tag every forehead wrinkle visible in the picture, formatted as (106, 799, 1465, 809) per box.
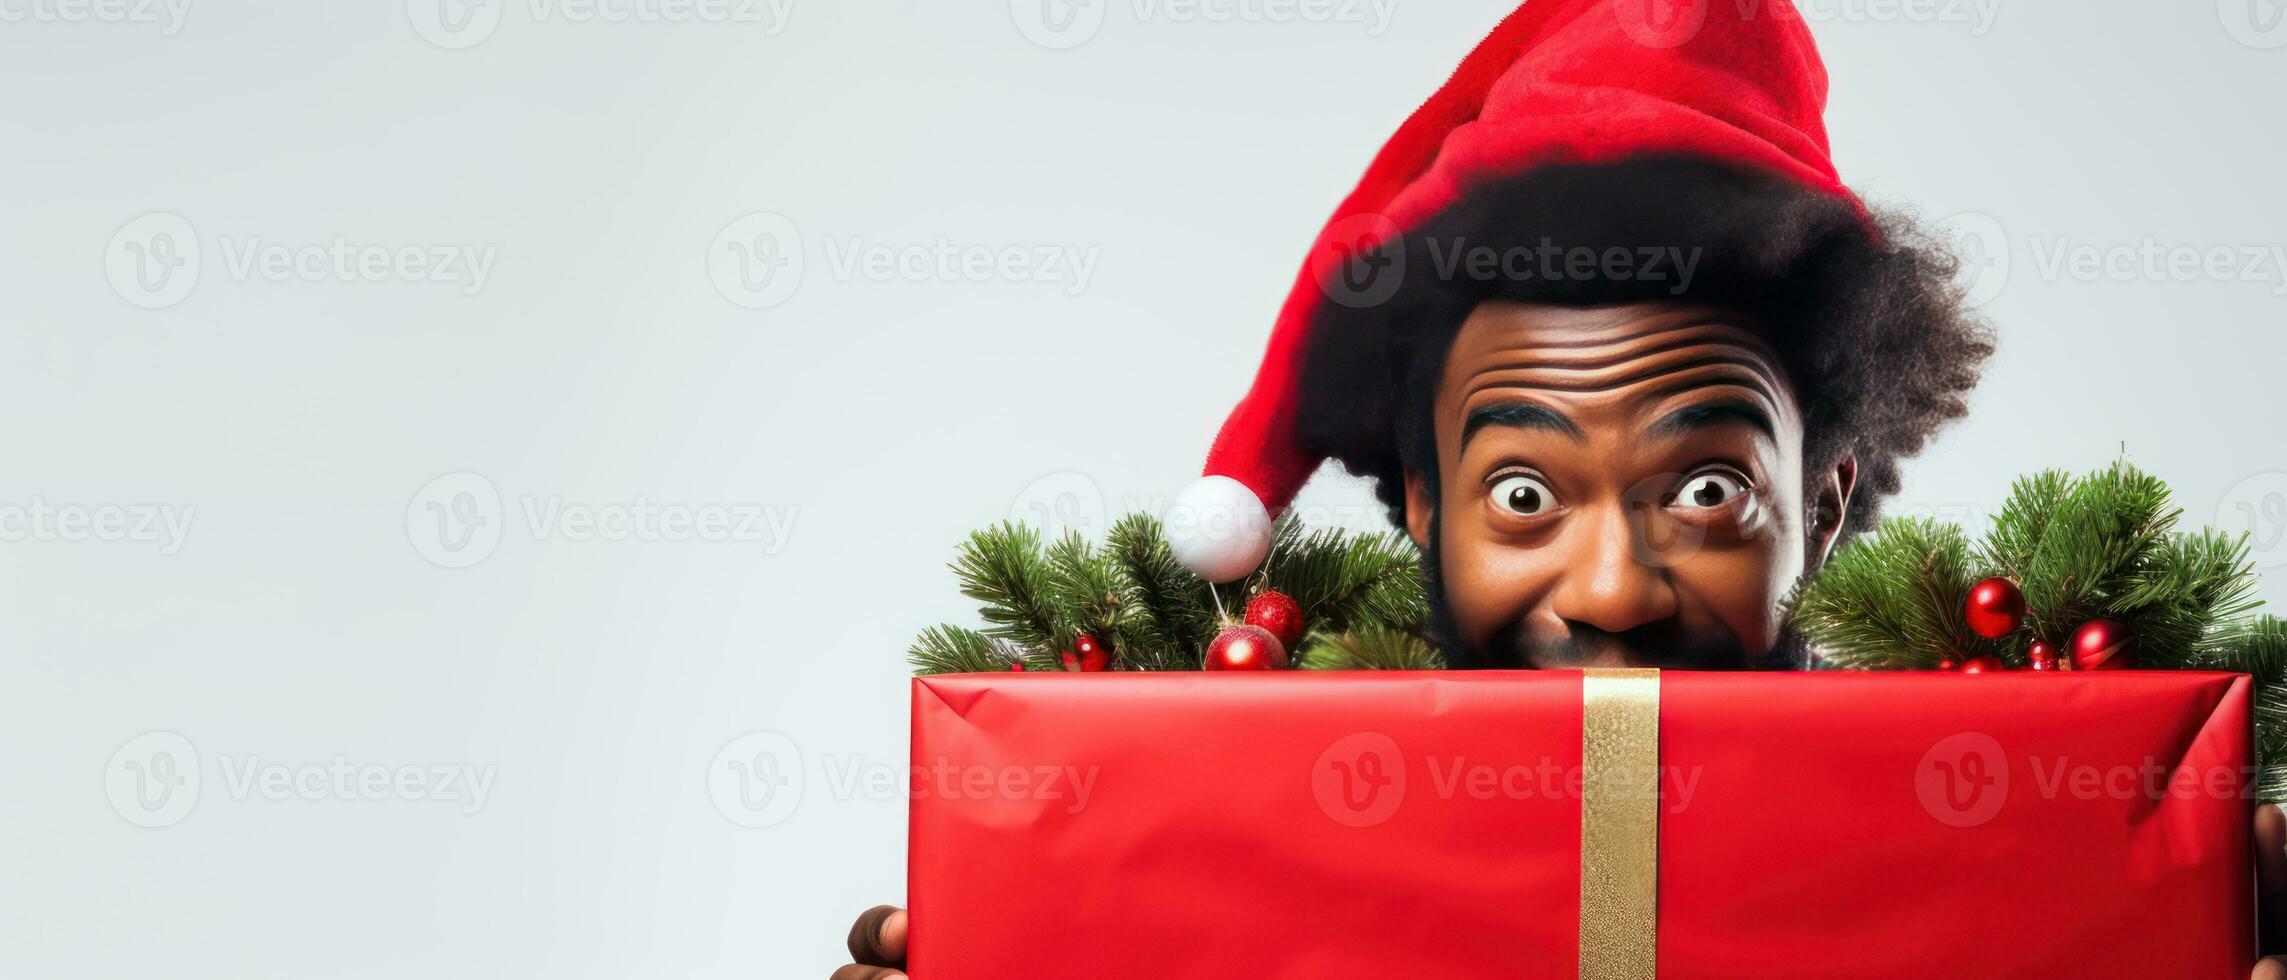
(1461, 309, 1772, 354)
(1466, 319, 1780, 366)
(1459, 352, 1786, 402)
(1647, 384, 1788, 443)
(1467, 314, 1723, 353)
(1648, 371, 1791, 418)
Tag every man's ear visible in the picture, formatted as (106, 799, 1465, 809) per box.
(1809, 454, 1858, 567)
(1403, 470, 1434, 552)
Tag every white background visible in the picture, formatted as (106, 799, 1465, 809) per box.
(6, 1, 2287, 977)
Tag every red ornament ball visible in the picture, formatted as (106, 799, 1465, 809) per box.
(1204, 624, 1287, 671)
(1964, 577, 2027, 639)
(1958, 655, 2008, 674)
(2068, 619, 2134, 671)
(2027, 640, 2060, 672)
(1936, 658, 1960, 671)
(1243, 589, 1306, 648)
(1065, 634, 1111, 672)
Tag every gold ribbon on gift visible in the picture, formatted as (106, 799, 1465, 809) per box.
(1579, 668, 1660, 980)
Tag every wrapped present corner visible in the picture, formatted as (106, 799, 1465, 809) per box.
(908, 670, 2255, 978)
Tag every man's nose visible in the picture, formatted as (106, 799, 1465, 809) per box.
(1545, 503, 1681, 638)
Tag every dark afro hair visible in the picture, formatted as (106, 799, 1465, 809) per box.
(1294, 154, 1993, 549)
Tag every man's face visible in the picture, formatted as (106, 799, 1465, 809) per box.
(1404, 301, 1853, 669)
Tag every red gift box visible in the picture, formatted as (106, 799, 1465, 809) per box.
(908, 670, 2255, 978)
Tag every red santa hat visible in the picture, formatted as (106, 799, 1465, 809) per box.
(1169, 0, 1858, 581)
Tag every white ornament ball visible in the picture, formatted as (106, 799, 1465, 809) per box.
(1165, 476, 1273, 583)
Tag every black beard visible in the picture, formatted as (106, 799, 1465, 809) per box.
(1419, 512, 1810, 671)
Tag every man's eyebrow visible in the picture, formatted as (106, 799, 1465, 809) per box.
(1460, 401, 1586, 451)
(1648, 398, 1776, 439)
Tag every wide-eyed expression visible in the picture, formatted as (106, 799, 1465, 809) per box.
(1405, 301, 1852, 669)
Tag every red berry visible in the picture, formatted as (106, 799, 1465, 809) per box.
(1069, 634, 1111, 672)
(1959, 655, 2007, 674)
(1204, 624, 1287, 671)
(1964, 577, 2027, 639)
(2068, 619, 2134, 671)
(1008, 661, 1027, 672)
(1243, 590, 1306, 648)
(1936, 658, 1960, 671)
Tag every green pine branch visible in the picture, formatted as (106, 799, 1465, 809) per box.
(1104, 513, 1216, 670)
(1979, 469, 2071, 581)
(2118, 530, 2261, 669)
(1297, 626, 1446, 670)
(950, 522, 1062, 651)
(917, 510, 1432, 674)
(1798, 463, 2283, 801)
(1045, 531, 1129, 647)
(908, 625, 1057, 674)
(2196, 614, 2287, 680)
(1257, 517, 1424, 635)
(2182, 615, 2285, 803)
(1791, 516, 1997, 669)
(2016, 462, 2179, 640)
(2258, 680, 2287, 803)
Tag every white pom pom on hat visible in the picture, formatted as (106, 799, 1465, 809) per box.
(1165, 476, 1273, 584)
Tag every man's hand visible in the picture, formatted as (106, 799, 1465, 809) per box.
(2258, 806, 2287, 979)
(831, 905, 906, 980)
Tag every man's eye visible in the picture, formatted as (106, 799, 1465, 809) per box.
(1488, 473, 1558, 517)
(1671, 470, 1749, 509)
